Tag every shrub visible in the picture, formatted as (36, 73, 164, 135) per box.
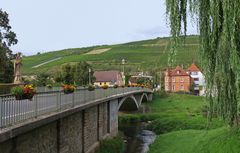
(88, 85, 95, 91)
(11, 86, 24, 97)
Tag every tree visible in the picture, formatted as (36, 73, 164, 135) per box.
(62, 64, 75, 85)
(74, 61, 94, 86)
(35, 73, 52, 87)
(0, 9, 18, 83)
(57, 62, 94, 86)
(166, 1, 240, 126)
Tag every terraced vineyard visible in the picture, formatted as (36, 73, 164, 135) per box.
(22, 35, 200, 75)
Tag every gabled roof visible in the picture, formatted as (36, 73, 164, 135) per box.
(187, 63, 201, 72)
(94, 71, 122, 82)
(166, 66, 189, 76)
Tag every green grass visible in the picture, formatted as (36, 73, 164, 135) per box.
(119, 93, 240, 153)
(119, 94, 224, 133)
(22, 35, 200, 74)
(96, 136, 125, 153)
(149, 127, 240, 153)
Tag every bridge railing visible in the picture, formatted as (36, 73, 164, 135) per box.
(0, 87, 152, 129)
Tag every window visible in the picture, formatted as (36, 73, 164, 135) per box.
(165, 85, 169, 90)
(172, 85, 175, 91)
(177, 71, 180, 74)
(172, 77, 175, 82)
(100, 82, 102, 85)
(180, 85, 184, 90)
(194, 78, 199, 81)
(165, 77, 168, 82)
(191, 72, 198, 75)
(180, 77, 184, 82)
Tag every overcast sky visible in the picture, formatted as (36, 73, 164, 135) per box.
(1, 0, 198, 55)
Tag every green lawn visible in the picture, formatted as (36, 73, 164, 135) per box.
(142, 93, 240, 153)
(149, 127, 240, 153)
(22, 35, 199, 75)
(119, 93, 240, 153)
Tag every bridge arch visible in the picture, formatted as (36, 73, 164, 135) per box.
(139, 93, 149, 105)
(118, 95, 139, 111)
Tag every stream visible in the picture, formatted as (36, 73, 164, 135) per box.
(119, 122, 156, 153)
(119, 105, 156, 153)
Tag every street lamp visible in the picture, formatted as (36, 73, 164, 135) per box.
(122, 59, 126, 85)
(122, 59, 126, 74)
(88, 68, 91, 85)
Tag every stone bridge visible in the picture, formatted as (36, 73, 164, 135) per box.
(0, 87, 153, 153)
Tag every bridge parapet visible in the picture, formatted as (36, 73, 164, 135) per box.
(0, 87, 152, 129)
(0, 87, 153, 153)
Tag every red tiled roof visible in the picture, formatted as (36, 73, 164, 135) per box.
(94, 71, 122, 82)
(166, 66, 189, 76)
(187, 63, 201, 72)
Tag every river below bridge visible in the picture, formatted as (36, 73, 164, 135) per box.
(119, 122, 156, 153)
(119, 104, 156, 153)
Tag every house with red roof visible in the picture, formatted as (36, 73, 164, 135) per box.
(164, 66, 192, 92)
(164, 63, 206, 95)
(93, 71, 124, 87)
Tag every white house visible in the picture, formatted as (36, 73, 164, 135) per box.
(187, 63, 205, 96)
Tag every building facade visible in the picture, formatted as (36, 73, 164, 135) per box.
(164, 66, 192, 92)
(186, 63, 205, 96)
(93, 71, 124, 87)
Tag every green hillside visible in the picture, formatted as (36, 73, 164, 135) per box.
(22, 35, 200, 75)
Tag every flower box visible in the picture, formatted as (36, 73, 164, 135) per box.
(101, 84, 108, 90)
(11, 85, 36, 101)
(63, 84, 76, 94)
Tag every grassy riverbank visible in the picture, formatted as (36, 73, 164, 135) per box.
(96, 136, 125, 153)
(119, 93, 240, 153)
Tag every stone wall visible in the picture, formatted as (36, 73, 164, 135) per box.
(83, 106, 98, 153)
(0, 122, 58, 153)
(98, 102, 108, 140)
(0, 99, 120, 153)
(0, 91, 153, 153)
(59, 112, 83, 153)
(109, 99, 118, 137)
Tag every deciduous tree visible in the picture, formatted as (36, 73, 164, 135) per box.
(0, 9, 18, 83)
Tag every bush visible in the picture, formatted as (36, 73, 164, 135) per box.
(11, 86, 24, 96)
(88, 85, 95, 91)
(46, 84, 52, 89)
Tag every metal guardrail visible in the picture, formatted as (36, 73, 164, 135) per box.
(0, 87, 152, 129)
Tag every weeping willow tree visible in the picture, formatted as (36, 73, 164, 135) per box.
(166, 0, 240, 126)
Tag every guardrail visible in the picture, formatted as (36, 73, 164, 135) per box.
(0, 87, 152, 129)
